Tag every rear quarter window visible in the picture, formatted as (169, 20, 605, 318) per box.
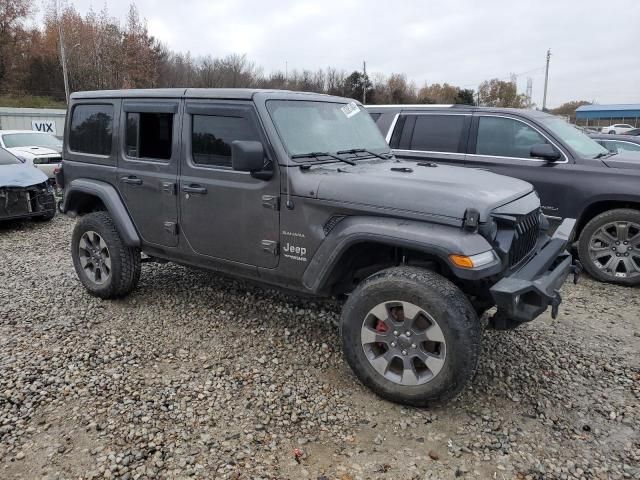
(410, 114, 466, 153)
(69, 104, 114, 155)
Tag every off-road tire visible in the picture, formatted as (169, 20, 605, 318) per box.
(340, 266, 481, 407)
(578, 208, 640, 286)
(71, 211, 141, 298)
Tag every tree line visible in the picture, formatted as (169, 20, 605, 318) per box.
(1, 0, 542, 108)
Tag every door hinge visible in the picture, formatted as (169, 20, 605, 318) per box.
(262, 195, 280, 210)
(161, 182, 176, 195)
(261, 240, 279, 256)
(164, 221, 178, 235)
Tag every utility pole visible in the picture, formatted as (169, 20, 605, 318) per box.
(362, 60, 367, 104)
(542, 49, 551, 111)
(56, 0, 70, 104)
(285, 61, 288, 87)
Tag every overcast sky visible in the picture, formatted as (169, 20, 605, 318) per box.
(41, 0, 639, 107)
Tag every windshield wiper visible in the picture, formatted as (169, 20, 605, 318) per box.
(594, 151, 617, 159)
(290, 151, 356, 166)
(336, 148, 391, 160)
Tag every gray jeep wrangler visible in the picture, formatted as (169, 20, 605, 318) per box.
(58, 89, 578, 407)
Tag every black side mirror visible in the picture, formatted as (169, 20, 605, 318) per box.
(530, 143, 561, 162)
(231, 140, 271, 179)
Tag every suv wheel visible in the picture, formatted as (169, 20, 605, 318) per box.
(71, 211, 141, 298)
(340, 266, 481, 407)
(578, 209, 640, 286)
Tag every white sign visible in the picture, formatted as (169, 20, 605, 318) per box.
(31, 120, 56, 134)
(341, 102, 361, 118)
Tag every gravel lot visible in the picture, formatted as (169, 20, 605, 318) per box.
(1, 215, 638, 480)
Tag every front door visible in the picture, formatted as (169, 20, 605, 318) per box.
(179, 101, 279, 268)
(117, 100, 180, 247)
(466, 114, 574, 222)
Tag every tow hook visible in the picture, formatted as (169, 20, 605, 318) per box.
(571, 260, 583, 285)
(550, 290, 562, 319)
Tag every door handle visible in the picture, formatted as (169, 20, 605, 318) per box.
(182, 184, 207, 194)
(121, 176, 142, 185)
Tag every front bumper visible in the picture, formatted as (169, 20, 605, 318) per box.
(490, 218, 578, 324)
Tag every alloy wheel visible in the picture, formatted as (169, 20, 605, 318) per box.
(360, 300, 446, 386)
(78, 230, 112, 285)
(588, 220, 640, 279)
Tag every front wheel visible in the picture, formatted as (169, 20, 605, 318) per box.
(340, 267, 481, 407)
(578, 209, 640, 286)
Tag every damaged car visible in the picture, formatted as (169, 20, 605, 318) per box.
(0, 148, 56, 222)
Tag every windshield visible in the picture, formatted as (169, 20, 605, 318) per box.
(267, 100, 389, 159)
(2, 133, 62, 150)
(0, 148, 22, 165)
(539, 117, 608, 158)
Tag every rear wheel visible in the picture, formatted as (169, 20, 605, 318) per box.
(340, 267, 481, 407)
(578, 209, 640, 286)
(71, 211, 141, 298)
(608, 130, 616, 134)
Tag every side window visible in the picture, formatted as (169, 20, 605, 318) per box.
(191, 114, 258, 168)
(69, 104, 114, 155)
(476, 116, 548, 159)
(410, 115, 466, 153)
(126, 112, 173, 160)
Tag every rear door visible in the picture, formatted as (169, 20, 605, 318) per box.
(389, 112, 470, 166)
(117, 99, 180, 247)
(178, 100, 279, 268)
(466, 114, 574, 221)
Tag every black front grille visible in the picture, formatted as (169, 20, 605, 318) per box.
(509, 210, 540, 267)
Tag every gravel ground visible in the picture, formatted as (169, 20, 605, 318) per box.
(0, 215, 638, 480)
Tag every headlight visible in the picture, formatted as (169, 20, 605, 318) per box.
(449, 250, 498, 269)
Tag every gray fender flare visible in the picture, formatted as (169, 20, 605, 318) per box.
(62, 179, 140, 247)
(302, 216, 497, 293)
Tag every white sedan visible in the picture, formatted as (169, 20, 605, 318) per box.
(0, 130, 62, 179)
(600, 124, 635, 135)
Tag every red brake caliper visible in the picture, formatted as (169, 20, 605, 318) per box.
(375, 319, 388, 348)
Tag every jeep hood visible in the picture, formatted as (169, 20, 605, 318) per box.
(312, 160, 534, 223)
(0, 163, 49, 187)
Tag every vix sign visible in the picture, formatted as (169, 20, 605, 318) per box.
(31, 120, 57, 134)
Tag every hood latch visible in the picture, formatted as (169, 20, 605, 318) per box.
(463, 208, 480, 232)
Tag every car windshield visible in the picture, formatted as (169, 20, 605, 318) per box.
(0, 148, 22, 165)
(266, 100, 390, 160)
(538, 117, 608, 158)
(2, 132, 62, 149)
